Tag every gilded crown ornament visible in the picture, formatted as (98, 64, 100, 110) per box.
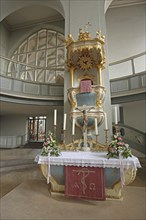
(65, 24, 106, 72)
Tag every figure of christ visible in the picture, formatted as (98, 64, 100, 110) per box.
(75, 107, 95, 150)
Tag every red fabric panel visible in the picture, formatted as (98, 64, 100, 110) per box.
(80, 80, 92, 93)
(65, 166, 105, 200)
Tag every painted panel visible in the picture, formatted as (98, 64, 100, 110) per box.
(65, 166, 105, 200)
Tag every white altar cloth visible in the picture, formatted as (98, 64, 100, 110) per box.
(35, 151, 141, 169)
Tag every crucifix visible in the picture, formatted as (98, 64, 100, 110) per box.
(76, 106, 95, 151)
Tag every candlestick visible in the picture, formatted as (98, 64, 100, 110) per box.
(114, 106, 118, 125)
(94, 118, 98, 135)
(72, 118, 75, 135)
(63, 113, 67, 130)
(53, 125, 57, 139)
(72, 135, 75, 148)
(104, 129, 109, 146)
(104, 112, 108, 130)
(63, 129, 66, 148)
(54, 109, 57, 126)
(96, 134, 98, 145)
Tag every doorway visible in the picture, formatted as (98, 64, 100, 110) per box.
(28, 116, 46, 142)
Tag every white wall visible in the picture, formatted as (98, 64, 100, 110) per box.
(122, 100, 146, 133)
(0, 23, 10, 56)
(0, 107, 64, 147)
(0, 115, 28, 136)
(106, 4, 145, 62)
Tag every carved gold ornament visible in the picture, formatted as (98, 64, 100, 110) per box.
(65, 28, 106, 72)
(77, 54, 93, 70)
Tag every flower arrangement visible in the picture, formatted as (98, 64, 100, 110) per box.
(41, 131, 61, 156)
(107, 133, 132, 159)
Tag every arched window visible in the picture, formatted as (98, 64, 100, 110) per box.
(8, 29, 65, 83)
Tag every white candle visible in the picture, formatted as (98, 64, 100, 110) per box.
(95, 118, 98, 135)
(63, 113, 67, 130)
(54, 109, 57, 125)
(114, 106, 118, 125)
(72, 118, 75, 135)
(104, 112, 108, 130)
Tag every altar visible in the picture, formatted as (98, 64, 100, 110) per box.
(35, 151, 141, 200)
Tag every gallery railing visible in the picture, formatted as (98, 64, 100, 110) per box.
(118, 124, 146, 154)
(0, 133, 28, 148)
(0, 52, 146, 84)
(0, 55, 64, 84)
(109, 51, 146, 79)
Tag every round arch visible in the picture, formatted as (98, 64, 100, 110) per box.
(0, 0, 65, 22)
(104, 0, 113, 13)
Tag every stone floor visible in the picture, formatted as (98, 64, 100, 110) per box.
(0, 148, 146, 220)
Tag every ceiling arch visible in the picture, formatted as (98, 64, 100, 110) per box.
(0, 0, 65, 24)
(104, 0, 113, 13)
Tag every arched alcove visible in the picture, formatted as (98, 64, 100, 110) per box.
(0, 0, 65, 22)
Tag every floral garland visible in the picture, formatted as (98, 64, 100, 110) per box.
(41, 131, 61, 156)
(107, 133, 132, 159)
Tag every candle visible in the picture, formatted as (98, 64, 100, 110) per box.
(114, 106, 118, 125)
(54, 109, 57, 125)
(104, 112, 108, 130)
(95, 118, 98, 135)
(63, 113, 67, 130)
(72, 118, 75, 135)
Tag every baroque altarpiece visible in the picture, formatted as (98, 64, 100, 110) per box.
(65, 28, 108, 151)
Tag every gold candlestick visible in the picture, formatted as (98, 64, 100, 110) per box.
(104, 129, 109, 146)
(96, 134, 98, 145)
(72, 135, 74, 144)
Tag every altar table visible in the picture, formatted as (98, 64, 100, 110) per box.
(35, 151, 141, 200)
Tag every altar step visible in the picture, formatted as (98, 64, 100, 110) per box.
(0, 159, 36, 173)
(0, 148, 40, 173)
(23, 141, 43, 149)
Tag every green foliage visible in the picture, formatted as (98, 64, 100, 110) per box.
(41, 131, 61, 157)
(107, 133, 132, 159)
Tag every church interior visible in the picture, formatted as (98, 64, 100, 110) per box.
(0, 0, 146, 219)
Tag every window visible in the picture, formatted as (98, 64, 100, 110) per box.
(8, 29, 65, 83)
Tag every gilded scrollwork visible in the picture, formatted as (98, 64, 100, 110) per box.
(124, 169, 137, 185)
(96, 100, 102, 109)
(77, 53, 93, 70)
(67, 88, 79, 108)
(65, 33, 74, 47)
(65, 29, 106, 72)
